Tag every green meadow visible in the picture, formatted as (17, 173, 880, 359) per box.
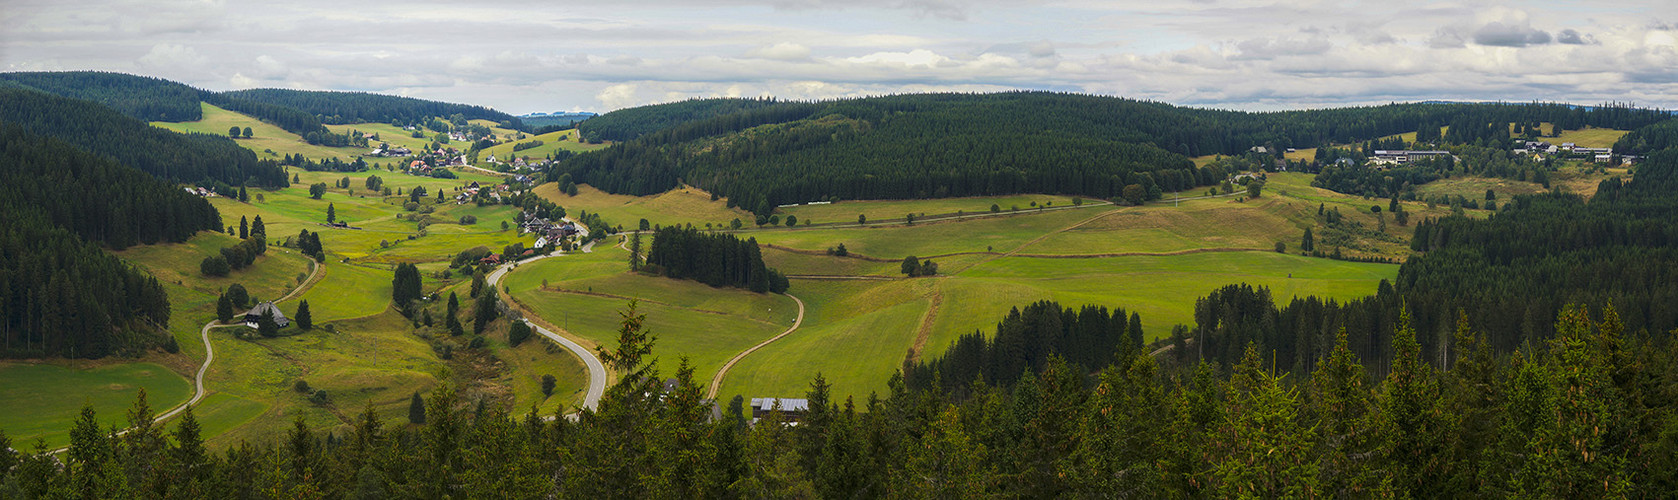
(0, 363, 191, 449)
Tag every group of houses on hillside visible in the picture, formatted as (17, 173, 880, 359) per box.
(367, 146, 412, 157)
(522, 214, 581, 249)
(1369, 150, 1454, 167)
(1512, 141, 1635, 164)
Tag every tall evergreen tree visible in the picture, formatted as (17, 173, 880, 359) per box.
(295, 300, 313, 330)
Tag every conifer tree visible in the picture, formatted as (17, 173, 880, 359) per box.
(294, 300, 312, 330)
(408, 392, 426, 424)
(239, 216, 249, 239)
(216, 294, 235, 323)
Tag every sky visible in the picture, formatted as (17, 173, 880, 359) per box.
(3, 0, 1676, 114)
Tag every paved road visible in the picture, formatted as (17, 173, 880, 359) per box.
(706, 294, 806, 399)
(487, 223, 607, 412)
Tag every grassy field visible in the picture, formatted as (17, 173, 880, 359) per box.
(719, 250, 1396, 401)
(479, 129, 608, 162)
(502, 246, 799, 387)
(534, 183, 755, 230)
(1551, 127, 1628, 149)
(0, 362, 191, 449)
(776, 194, 1085, 225)
(1414, 175, 1548, 201)
(152, 103, 372, 162)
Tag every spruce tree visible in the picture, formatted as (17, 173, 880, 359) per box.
(295, 300, 312, 330)
(408, 392, 426, 424)
(238, 216, 248, 239)
(216, 294, 234, 323)
(327, 203, 336, 223)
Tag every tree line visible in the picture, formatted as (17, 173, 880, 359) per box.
(220, 88, 519, 128)
(0, 71, 204, 122)
(4, 294, 1673, 498)
(642, 226, 789, 293)
(905, 300, 1142, 397)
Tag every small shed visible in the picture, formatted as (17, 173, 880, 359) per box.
(244, 302, 290, 329)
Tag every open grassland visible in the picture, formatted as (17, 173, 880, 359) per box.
(776, 194, 1085, 225)
(480, 129, 608, 162)
(151, 103, 370, 162)
(115, 230, 314, 304)
(717, 279, 932, 403)
(749, 207, 1098, 261)
(297, 263, 394, 322)
(467, 119, 526, 141)
(324, 122, 430, 153)
(1551, 127, 1628, 149)
(199, 310, 450, 448)
(503, 246, 798, 386)
(1414, 175, 1548, 201)
(1552, 166, 1631, 198)
(535, 183, 754, 229)
(0, 363, 191, 449)
(720, 250, 1396, 401)
(483, 330, 590, 415)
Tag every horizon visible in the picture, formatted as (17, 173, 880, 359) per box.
(4, 0, 1675, 115)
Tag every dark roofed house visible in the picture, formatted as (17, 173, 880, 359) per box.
(244, 302, 289, 329)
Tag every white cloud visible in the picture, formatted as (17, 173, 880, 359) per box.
(747, 42, 812, 61)
(4, 0, 1678, 113)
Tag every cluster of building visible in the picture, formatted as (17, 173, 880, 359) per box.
(1512, 141, 1635, 164)
(183, 187, 217, 197)
(454, 181, 510, 205)
(1369, 150, 1455, 166)
(523, 213, 581, 249)
(366, 146, 412, 157)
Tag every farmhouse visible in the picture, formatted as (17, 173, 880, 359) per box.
(243, 302, 289, 329)
(750, 397, 810, 421)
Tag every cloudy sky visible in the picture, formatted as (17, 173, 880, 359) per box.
(3, 0, 1676, 114)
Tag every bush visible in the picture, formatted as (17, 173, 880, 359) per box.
(459, 215, 477, 225)
(508, 321, 533, 347)
(224, 283, 249, 308)
(294, 380, 311, 393)
(1275, 242, 1287, 253)
(200, 255, 231, 277)
(310, 389, 329, 405)
(469, 336, 487, 349)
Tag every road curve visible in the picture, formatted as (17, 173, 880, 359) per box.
(486, 248, 608, 412)
(706, 293, 806, 400)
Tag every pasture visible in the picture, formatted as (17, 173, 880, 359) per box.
(0, 363, 191, 449)
(534, 183, 754, 229)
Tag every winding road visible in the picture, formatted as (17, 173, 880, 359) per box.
(486, 219, 608, 412)
(706, 294, 806, 399)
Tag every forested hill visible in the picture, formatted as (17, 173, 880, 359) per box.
(0, 87, 290, 187)
(556, 93, 1672, 215)
(0, 71, 526, 138)
(0, 71, 203, 122)
(0, 124, 215, 358)
(577, 97, 789, 142)
(220, 88, 518, 126)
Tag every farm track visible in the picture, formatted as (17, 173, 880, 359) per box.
(706, 294, 806, 400)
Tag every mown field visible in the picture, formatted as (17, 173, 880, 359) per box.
(0, 363, 191, 450)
